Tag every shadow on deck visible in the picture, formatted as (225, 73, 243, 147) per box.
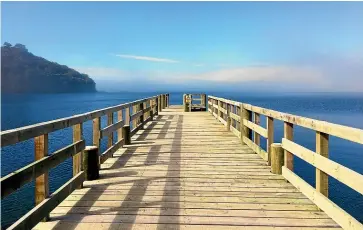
(35, 106, 340, 230)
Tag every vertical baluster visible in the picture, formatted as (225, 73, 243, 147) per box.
(240, 103, 251, 144)
(132, 105, 137, 129)
(253, 113, 260, 146)
(140, 102, 144, 125)
(93, 117, 101, 167)
(284, 122, 294, 171)
(73, 123, 83, 188)
(117, 110, 123, 141)
(267, 116, 274, 165)
(34, 134, 49, 221)
(107, 113, 113, 148)
(316, 131, 329, 197)
(226, 103, 231, 131)
(125, 107, 130, 126)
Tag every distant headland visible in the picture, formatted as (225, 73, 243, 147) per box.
(1, 42, 96, 94)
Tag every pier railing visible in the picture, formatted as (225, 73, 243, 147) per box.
(208, 95, 363, 229)
(0, 93, 169, 230)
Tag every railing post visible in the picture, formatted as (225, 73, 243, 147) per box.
(161, 95, 164, 110)
(132, 105, 138, 129)
(158, 95, 162, 112)
(83, 146, 99, 180)
(201, 94, 206, 108)
(284, 122, 294, 171)
(183, 94, 187, 112)
(93, 117, 101, 166)
(226, 104, 231, 131)
(240, 103, 251, 145)
(271, 143, 284, 174)
(316, 131, 329, 197)
(140, 102, 144, 126)
(117, 110, 123, 141)
(267, 117, 274, 166)
(217, 100, 221, 119)
(34, 134, 49, 221)
(107, 113, 114, 149)
(166, 94, 169, 107)
(253, 113, 260, 146)
(125, 107, 130, 126)
(150, 99, 154, 120)
(122, 125, 131, 145)
(72, 123, 83, 188)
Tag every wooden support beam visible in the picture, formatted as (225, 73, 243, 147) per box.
(226, 104, 231, 131)
(240, 103, 251, 145)
(253, 113, 260, 146)
(149, 99, 154, 119)
(267, 117, 274, 166)
(284, 122, 294, 171)
(158, 95, 161, 112)
(140, 102, 144, 125)
(117, 110, 123, 141)
(132, 105, 138, 130)
(271, 143, 284, 174)
(1, 140, 85, 198)
(34, 134, 49, 221)
(92, 117, 101, 151)
(72, 123, 83, 181)
(7, 172, 85, 230)
(107, 113, 113, 148)
(316, 131, 329, 197)
(125, 107, 130, 126)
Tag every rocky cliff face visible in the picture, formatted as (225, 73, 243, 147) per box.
(1, 43, 96, 93)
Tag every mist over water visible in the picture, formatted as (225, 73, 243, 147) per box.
(1, 91, 363, 227)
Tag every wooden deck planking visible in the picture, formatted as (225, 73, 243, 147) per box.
(35, 105, 341, 230)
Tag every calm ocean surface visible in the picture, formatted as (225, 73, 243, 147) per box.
(1, 92, 363, 227)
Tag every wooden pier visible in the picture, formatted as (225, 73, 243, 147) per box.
(1, 94, 363, 230)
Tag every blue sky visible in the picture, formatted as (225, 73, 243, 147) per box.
(2, 2, 363, 92)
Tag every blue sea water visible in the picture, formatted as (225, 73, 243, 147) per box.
(1, 91, 363, 227)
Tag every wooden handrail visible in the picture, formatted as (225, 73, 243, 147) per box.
(0, 93, 168, 230)
(0, 95, 160, 147)
(208, 94, 363, 230)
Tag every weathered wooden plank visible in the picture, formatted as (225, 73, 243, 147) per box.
(99, 138, 125, 164)
(229, 112, 240, 122)
(208, 95, 240, 107)
(8, 172, 85, 230)
(243, 136, 268, 161)
(91, 121, 100, 166)
(316, 131, 329, 197)
(131, 108, 143, 122)
(282, 167, 363, 230)
(243, 103, 363, 145)
(267, 116, 274, 165)
(284, 122, 294, 171)
(72, 124, 83, 181)
(1, 140, 85, 198)
(99, 120, 125, 139)
(117, 110, 123, 141)
(35, 223, 342, 230)
(253, 113, 261, 146)
(282, 138, 363, 195)
(107, 113, 114, 148)
(34, 134, 49, 220)
(243, 119, 268, 138)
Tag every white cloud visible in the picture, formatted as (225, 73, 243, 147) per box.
(74, 55, 363, 92)
(115, 54, 179, 63)
(158, 66, 324, 85)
